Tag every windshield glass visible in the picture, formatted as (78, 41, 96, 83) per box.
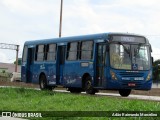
(110, 43, 150, 70)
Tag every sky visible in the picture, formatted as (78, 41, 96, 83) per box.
(0, 0, 160, 63)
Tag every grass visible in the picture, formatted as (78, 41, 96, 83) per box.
(0, 87, 160, 120)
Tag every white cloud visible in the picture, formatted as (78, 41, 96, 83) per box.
(152, 47, 160, 61)
(0, 51, 7, 63)
(1, 0, 60, 15)
(0, 0, 160, 62)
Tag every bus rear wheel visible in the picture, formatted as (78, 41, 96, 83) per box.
(119, 89, 131, 97)
(39, 75, 53, 91)
(85, 76, 96, 95)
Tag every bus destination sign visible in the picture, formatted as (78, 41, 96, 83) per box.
(111, 36, 146, 43)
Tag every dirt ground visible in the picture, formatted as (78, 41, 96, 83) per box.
(0, 81, 159, 96)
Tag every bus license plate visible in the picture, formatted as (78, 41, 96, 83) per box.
(128, 83, 136, 87)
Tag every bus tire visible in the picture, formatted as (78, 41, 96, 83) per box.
(69, 88, 81, 93)
(85, 76, 96, 95)
(39, 74, 52, 91)
(119, 89, 131, 97)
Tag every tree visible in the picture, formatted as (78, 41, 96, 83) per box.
(14, 58, 22, 65)
(153, 59, 160, 66)
(153, 59, 160, 82)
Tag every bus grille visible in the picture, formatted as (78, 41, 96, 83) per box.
(118, 72, 144, 77)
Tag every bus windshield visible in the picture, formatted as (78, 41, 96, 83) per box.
(110, 43, 150, 70)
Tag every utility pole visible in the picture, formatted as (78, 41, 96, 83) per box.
(0, 43, 19, 72)
(59, 0, 63, 38)
(15, 45, 19, 72)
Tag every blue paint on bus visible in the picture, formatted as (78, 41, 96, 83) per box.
(21, 33, 152, 96)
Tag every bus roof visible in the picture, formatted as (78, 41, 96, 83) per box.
(24, 32, 148, 45)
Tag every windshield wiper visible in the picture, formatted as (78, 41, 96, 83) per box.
(134, 43, 144, 57)
(118, 42, 130, 55)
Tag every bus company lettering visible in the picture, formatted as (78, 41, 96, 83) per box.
(40, 64, 45, 70)
(67, 79, 76, 84)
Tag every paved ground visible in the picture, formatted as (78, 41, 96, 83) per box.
(152, 83, 160, 88)
(53, 89, 160, 101)
(0, 81, 160, 96)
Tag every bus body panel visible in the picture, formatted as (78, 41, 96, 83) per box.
(31, 62, 57, 85)
(63, 61, 94, 88)
(106, 69, 152, 90)
(21, 32, 152, 92)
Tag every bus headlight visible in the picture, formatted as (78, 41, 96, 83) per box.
(146, 71, 152, 81)
(110, 70, 117, 80)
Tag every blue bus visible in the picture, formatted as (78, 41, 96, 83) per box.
(21, 33, 152, 97)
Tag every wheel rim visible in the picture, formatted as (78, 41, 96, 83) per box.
(40, 79, 45, 89)
(86, 81, 92, 90)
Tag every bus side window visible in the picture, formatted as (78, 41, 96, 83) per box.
(46, 44, 56, 61)
(80, 41, 93, 60)
(35, 45, 44, 61)
(67, 42, 78, 60)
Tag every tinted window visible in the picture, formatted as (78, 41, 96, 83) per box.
(80, 41, 93, 60)
(35, 45, 44, 61)
(46, 44, 56, 61)
(67, 42, 78, 60)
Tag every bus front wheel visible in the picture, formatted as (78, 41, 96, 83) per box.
(39, 75, 52, 91)
(68, 88, 82, 93)
(85, 76, 96, 95)
(119, 89, 131, 97)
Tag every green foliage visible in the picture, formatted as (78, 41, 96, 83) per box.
(0, 88, 159, 111)
(2, 70, 5, 73)
(14, 58, 22, 65)
(153, 59, 160, 82)
(153, 59, 160, 66)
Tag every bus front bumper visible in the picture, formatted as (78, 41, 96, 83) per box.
(106, 80, 152, 90)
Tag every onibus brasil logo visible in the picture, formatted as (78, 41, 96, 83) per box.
(1, 112, 42, 118)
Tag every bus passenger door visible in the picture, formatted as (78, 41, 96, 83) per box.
(22, 47, 34, 83)
(56, 45, 66, 85)
(95, 43, 106, 87)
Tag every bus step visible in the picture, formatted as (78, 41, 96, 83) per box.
(56, 85, 65, 88)
(94, 87, 104, 89)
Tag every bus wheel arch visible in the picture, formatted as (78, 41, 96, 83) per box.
(39, 73, 52, 90)
(82, 73, 96, 95)
(82, 73, 90, 89)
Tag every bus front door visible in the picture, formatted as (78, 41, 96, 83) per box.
(95, 44, 106, 87)
(22, 47, 34, 83)
(56, 45, 66, 85)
